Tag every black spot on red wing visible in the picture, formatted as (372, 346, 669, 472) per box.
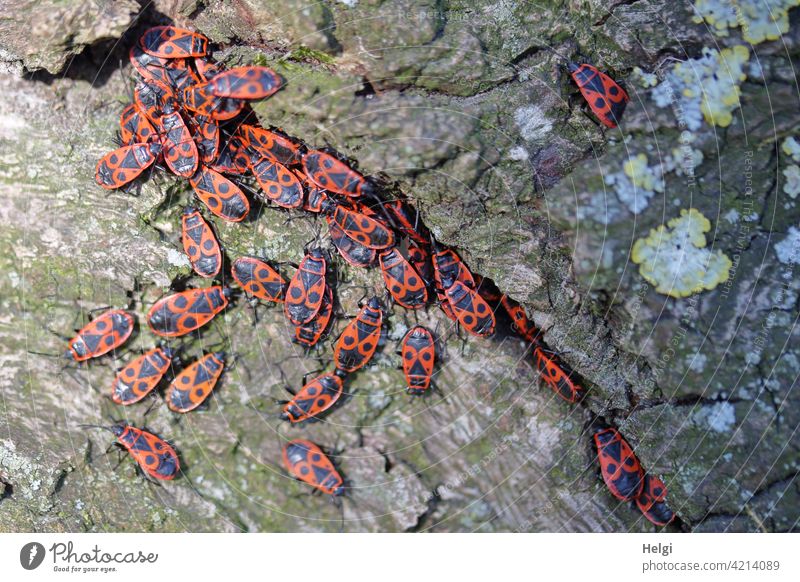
(613, 471, 643, 499)
(138, 358, 162, 378)
(604, 440, 623, 463)
(608, 99, 627, 123)
(79, 333, 103, 354)
(311, 464, 331, 485)
(188, 295, 212, 314)
(582, 71, 606, 94)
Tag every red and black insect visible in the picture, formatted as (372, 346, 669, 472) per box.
(189, 165, 250, 222)
(86, 424, 180, 481)
(284, 248, 327, 326)
(111, 345, 175, 405)
(163, 58, 200, 92)
(326, 217, 377, 268)
(181, 82, 245, 121)
(189, 115, 220, 164)
(129, 44, 172, 87)
(194, 57, 222, 82)
(474, 274, 503, 304)
(208, 95, 248, 121)
(247, 155, 304, 209)
(166, 352, 225, 413)
(430, 244, 485, 326)
(119, 103, 157, 145)
(326, 203, 395, 250)
(500, 294, 539, 342)
(231, 256, 287, 303)
(182, 207, 222, 278)
(280, 371, 345, 423)
(294, 286, 334, 348)
(134, 79, 175, 124)
(445, 281, 495, 337)
(66, 309, 135, 362)
(282, 439, 344, 496)
(140, 26, 208, 59)
(407, 241, 433, 285)
(147, 286, 230, 338)
(401, 326, 435, 396)
(209, 133, 250, 176)
(302, 150, 374, 198)
(594, 428, 645, 501)
(532, 345, 584, 403)
(157, 100, 199, 178)
(383, 199, 429, 246)
(240, 124, 302, 166)
(636, 474, 675, 526)
(95, 142, 161, 190)
(379, 248, 428, 309)
(568, 62, 629, 129)
(433, 245, 475, 290)
(301, 177, 331, 213)
(206, 66, 282, 100)
(333, 297, 383, 373)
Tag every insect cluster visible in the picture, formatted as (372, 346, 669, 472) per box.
(70, 25, 672, 527)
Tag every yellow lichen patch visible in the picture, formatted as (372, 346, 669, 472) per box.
(780, 138, 800, 198)
(631, 209, 732, 298)
(697, 45, 749, 127)
(653, 46, 749, 130)
(604, 153, 665, 214)
(782, 136, 800, 162)
(693, 1, 800, 45)
(624, 153, 662, 192)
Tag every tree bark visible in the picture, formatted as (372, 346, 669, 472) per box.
(0, 0, 798, 532)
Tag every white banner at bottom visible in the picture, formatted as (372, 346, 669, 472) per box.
(0, 533, 797, 581)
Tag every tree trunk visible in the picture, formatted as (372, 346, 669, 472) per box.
(1, 0, 797, 532)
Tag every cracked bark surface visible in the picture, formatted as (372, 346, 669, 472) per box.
(0, 0, 798, 532)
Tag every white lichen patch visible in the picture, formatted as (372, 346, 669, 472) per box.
(604, 153, 664, 214)
(782, 164, 800, 198)
(631, 66, 658, 88)
(631, 208, 733, 298)
(663, 132, 704, 176)
(693, 0, 800, 45)
(514, 104, 553, 143)
(651, 46, 749, 130)
(782, 137, 800, 162)
(166, 248, 191, 268)
(780, 138, 800, 199)
(724, 208, 740, 224)
(508, 145, 529, 161)
(774, 226, 800, 264)
(693, 402, 737, 433)
(687, 352, 708, 373)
